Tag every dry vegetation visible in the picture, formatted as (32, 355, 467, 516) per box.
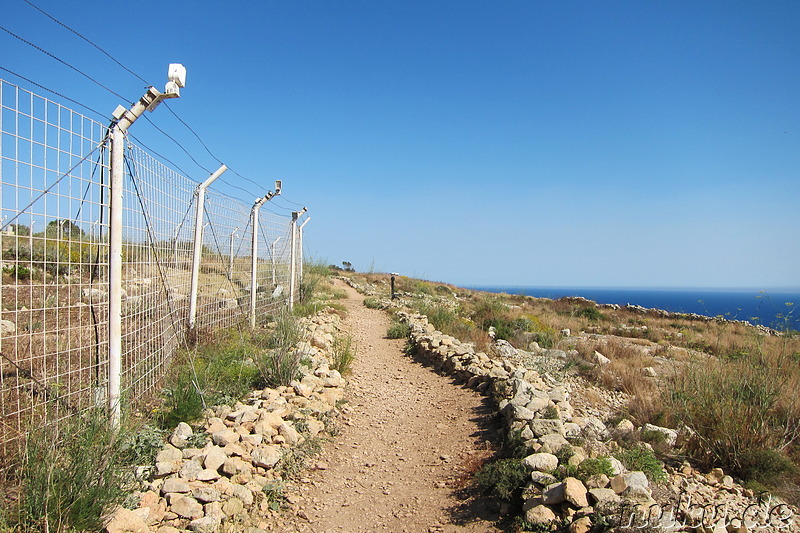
(346, 271, 800, 502)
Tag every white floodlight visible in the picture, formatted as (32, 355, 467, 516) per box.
(165, 63, 187, 97)
(168, 63, 186, 88)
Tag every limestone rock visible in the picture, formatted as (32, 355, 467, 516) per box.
(161, 478, 190, 494)
(211, 428, 239, 447)
(588, 487, 620, 506)
(525, 503, 556, 525)
(203, 446, 228, 472)
(170, 422, 193, 448)
(105, 507, 150, 533)
(192, 487, 221, 503)
(529, 419, 564, 438)
(542, 481, 566, 505)
(610, 471, 649, 495)
(563, 477, 589, 508)
(188, 515, 219, 533)
(523, 453, 559, 472)
(592, 350, 610, 365)
(171, 496, 203, 519)
(569, 516, 592, 533)
(155, 446, 183, 464)
(642, 423, 677, 446)
(539, 432, 570, 452)
(251, 445, 282, 469)
(530, 471, 559, 487)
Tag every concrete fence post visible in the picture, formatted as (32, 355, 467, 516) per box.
(106, 65, 185, 427)
(288, 207, 307, 311)
(298, 216, 311, 293)
(249, 181, 282, 329)
(188, 164, 227, 330)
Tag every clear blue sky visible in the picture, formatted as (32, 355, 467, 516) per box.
(2, 1, 799, 288)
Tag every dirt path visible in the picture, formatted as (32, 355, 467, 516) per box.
(286, 281, 502, 533)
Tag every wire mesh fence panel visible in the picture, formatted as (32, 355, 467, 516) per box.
(0, 79, 302, 456)
(198, 191, 254, 330)
(121, 141, 198, 401)
(256, 209, 292, 320)
(0, 79, 111, 452)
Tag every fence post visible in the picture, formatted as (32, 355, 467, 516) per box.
(298, 216, 311, 289)
(288, 207, 307, 312)
(188, 164, 227, 330)
(107, 66, 185, 427)
(270, 236, 281, 286)
(108, 125, 125, 426)
(249, 181, 282, 329)
(229, 227, 238, 277)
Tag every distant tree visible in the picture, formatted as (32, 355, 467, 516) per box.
(342, 261, 354, 272)
(8, 224, 30, 236)
(46, 219, 85, 239)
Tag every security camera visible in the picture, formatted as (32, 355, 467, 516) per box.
(275, 180, 282, 194)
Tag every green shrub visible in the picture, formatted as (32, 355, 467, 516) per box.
(331, 334, 356, 375)
(12, 409, 130, 532)
(363, 297, 382, 309)
(262, 481, 289, 512)
(576, 307, 605, 322)
(277, 436, 322, 479)
(158, 373, 205, 428)
(3, 264, 31, 280)
(474, 458, 528, 502)
(530, 328, 558, 349)
(542, 405, 559, 420)
(616, 445, 667, 483)
(120, 424, 167, 465)
(418, 303, 459, 334)
(738, 448, 797, 484)
(256, 347, 303, 389)
(386, 321, 411, 339)
(576, 457, 615, 480)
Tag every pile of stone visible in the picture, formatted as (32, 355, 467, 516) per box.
(398, 310, 798, 532)
(106, 310, 346, 533)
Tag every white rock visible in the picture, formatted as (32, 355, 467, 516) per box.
(523, 453, 559, 472)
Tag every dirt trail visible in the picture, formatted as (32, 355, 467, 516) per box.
(287, 281, 502, 533)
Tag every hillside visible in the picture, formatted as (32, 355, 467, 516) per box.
(339, 271, 800, 531)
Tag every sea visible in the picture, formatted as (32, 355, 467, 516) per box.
(467, 287, 800, 332)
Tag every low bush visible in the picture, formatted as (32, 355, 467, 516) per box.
(9, 409, 131, 532)
(616, 445, 667, 483)
(386, 320, 411, 339)
(474, 458, 528, 502)
(331, 333, 356, 375)
(576, 306, 605, 322)
(158, 372, 205, 428)
(363, 297, 382, 309)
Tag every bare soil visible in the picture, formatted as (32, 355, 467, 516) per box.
(284, 281, 504, 532)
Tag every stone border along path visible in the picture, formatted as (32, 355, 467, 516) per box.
(287, 280, 503, 533)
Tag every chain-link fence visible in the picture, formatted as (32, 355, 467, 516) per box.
(0, 79, 299, 455)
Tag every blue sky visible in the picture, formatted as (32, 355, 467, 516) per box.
(2, 1, 798, 288)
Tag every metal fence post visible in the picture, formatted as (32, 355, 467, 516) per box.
(188, 164, 227, 330)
